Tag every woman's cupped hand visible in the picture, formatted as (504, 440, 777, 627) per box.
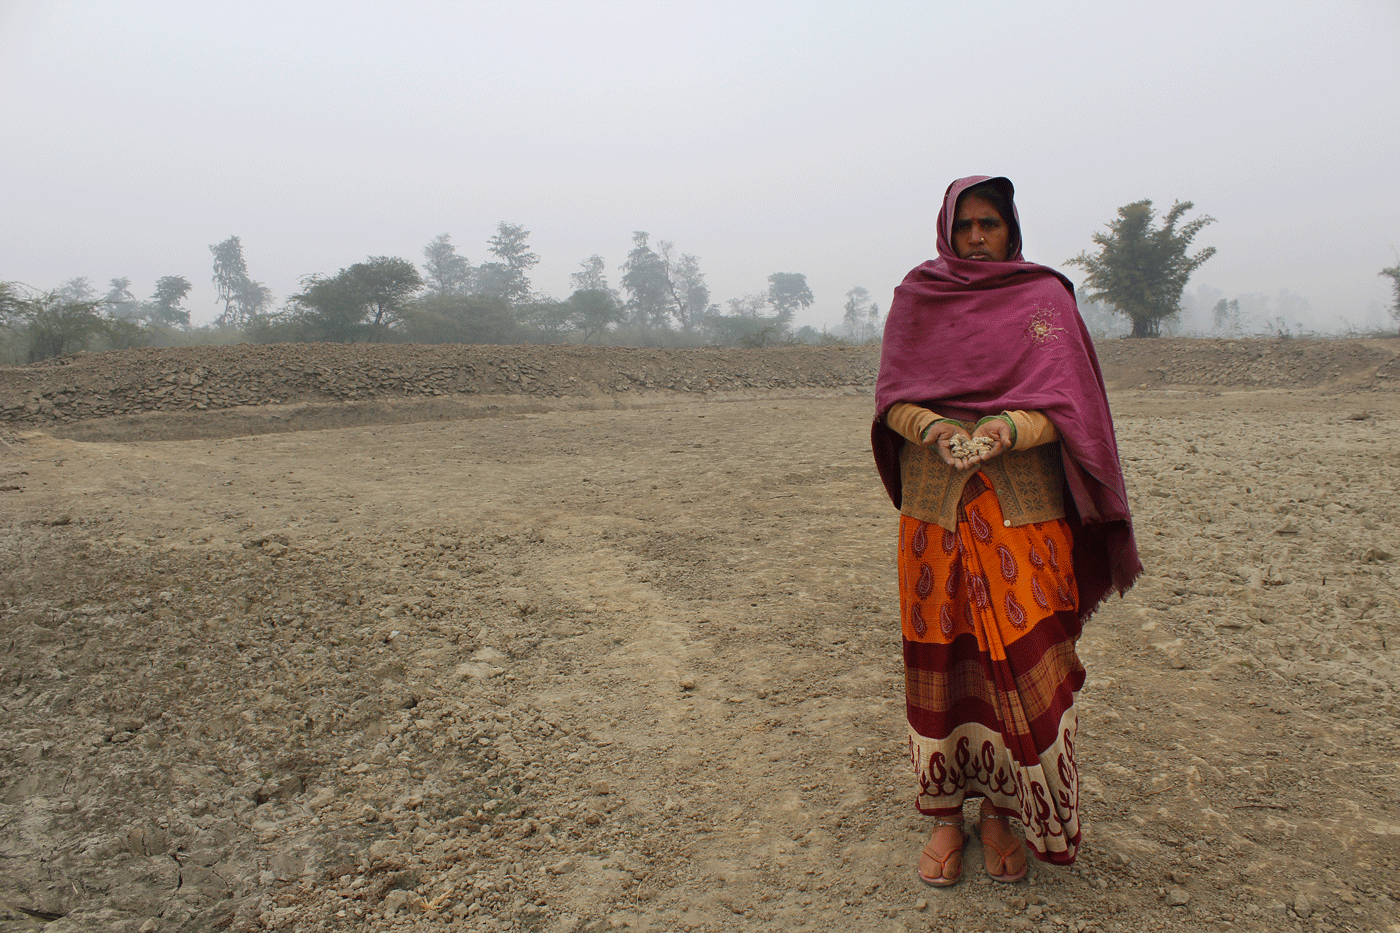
(922, 418, 1012, 470)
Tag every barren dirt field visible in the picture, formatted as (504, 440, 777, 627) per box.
(2, 341, 1399, 933)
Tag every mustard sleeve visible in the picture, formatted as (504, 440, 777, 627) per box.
(884, 402, 941, 444)
(1006, 410, 1059, 450)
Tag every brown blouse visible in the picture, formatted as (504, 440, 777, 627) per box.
(884, 404, 1066, 532)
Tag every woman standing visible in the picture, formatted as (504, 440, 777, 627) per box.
(871, 176, 1141, 885)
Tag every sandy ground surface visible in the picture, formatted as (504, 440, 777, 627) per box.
(2, 345, 1399, 933)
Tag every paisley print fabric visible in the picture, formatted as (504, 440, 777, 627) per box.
(1031, 576, 1051, 611)
(910, 603, 927, 637)
(997, 544, 1019, 583)
(896, 474, 1084, 865)
(916, 563, 934, 600)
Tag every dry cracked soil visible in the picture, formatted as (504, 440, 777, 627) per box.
(2, 340, 1399, 933)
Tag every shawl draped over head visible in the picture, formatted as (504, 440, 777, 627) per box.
(872, 175, 1141, 620)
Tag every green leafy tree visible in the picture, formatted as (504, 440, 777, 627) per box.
(210, 236, 272, 329)
(401, 295, 520, 345)
(104, 316, 151, 350)
(18, 291, 110, 361)
(767, 272, 814, 324)
(620, 232, 671, 328)
(353, 256, 422, 331)
(102, 277, 139, 319)
(517, 298, 573, 343)
(484, 222, 539, 305)
(565, 288, 625, 343)
(422, 233, 475, 297)
(56, 277, 97, 303)
(290, 256, 422, 342)
(149, 275, 193, 327)
(659, 242, 712, 332)
(1065, 200, 1216, 338)
(707, 293, 786, 347)
(472, 263, 511, 302)
(210, 236, 249, 322)
(1380, 254, 1400, 335)
(237, 280, 273, 325)
(570, 255, 610, 293)
(290, 272, 367, 343)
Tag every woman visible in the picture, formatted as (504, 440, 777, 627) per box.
(871, 175, 1141, 885)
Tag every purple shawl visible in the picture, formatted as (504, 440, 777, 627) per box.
(872, 175, 1141, 619)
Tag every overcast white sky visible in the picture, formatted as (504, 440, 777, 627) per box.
(2, 0, 1398, 333)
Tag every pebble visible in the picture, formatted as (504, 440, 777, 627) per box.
(949, 435, 994, 459)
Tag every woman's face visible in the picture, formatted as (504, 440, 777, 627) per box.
(952, 193, 1011, 262)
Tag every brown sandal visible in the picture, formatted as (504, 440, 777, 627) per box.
(917, 818, 966, 887)
(977, 806, 1028, 883)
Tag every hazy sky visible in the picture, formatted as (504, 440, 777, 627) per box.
(3, 0, 1398, 333)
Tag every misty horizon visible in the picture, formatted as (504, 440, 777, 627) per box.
(3, 0, 1398, 338)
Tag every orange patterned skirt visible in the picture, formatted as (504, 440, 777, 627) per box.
(898, 472, 1085, 864)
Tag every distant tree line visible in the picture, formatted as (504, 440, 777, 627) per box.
(0, 275, 194, 363)
(16, 201, 1388, 362)
(2, 224, 889, 362)
(261, 224, 833, 349)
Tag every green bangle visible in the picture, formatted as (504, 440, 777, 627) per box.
(920, 418, 964, 442)
(975, 413, 1017, 448)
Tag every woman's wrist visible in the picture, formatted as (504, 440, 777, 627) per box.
(921, 418, 965, 443)
(975, 413, 1017, 448)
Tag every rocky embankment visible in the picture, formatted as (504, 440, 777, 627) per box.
(0, 344, 879, 437)
(1098, 337, 1400, 390)
(1, 339, 1398, 439)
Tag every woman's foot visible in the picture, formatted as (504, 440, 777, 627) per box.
(917, 818, 966, 887)
(978, 802, 1028, 883)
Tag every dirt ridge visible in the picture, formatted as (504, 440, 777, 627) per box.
(2, 339, 1397, 439)
(0, 345, 879, 434)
